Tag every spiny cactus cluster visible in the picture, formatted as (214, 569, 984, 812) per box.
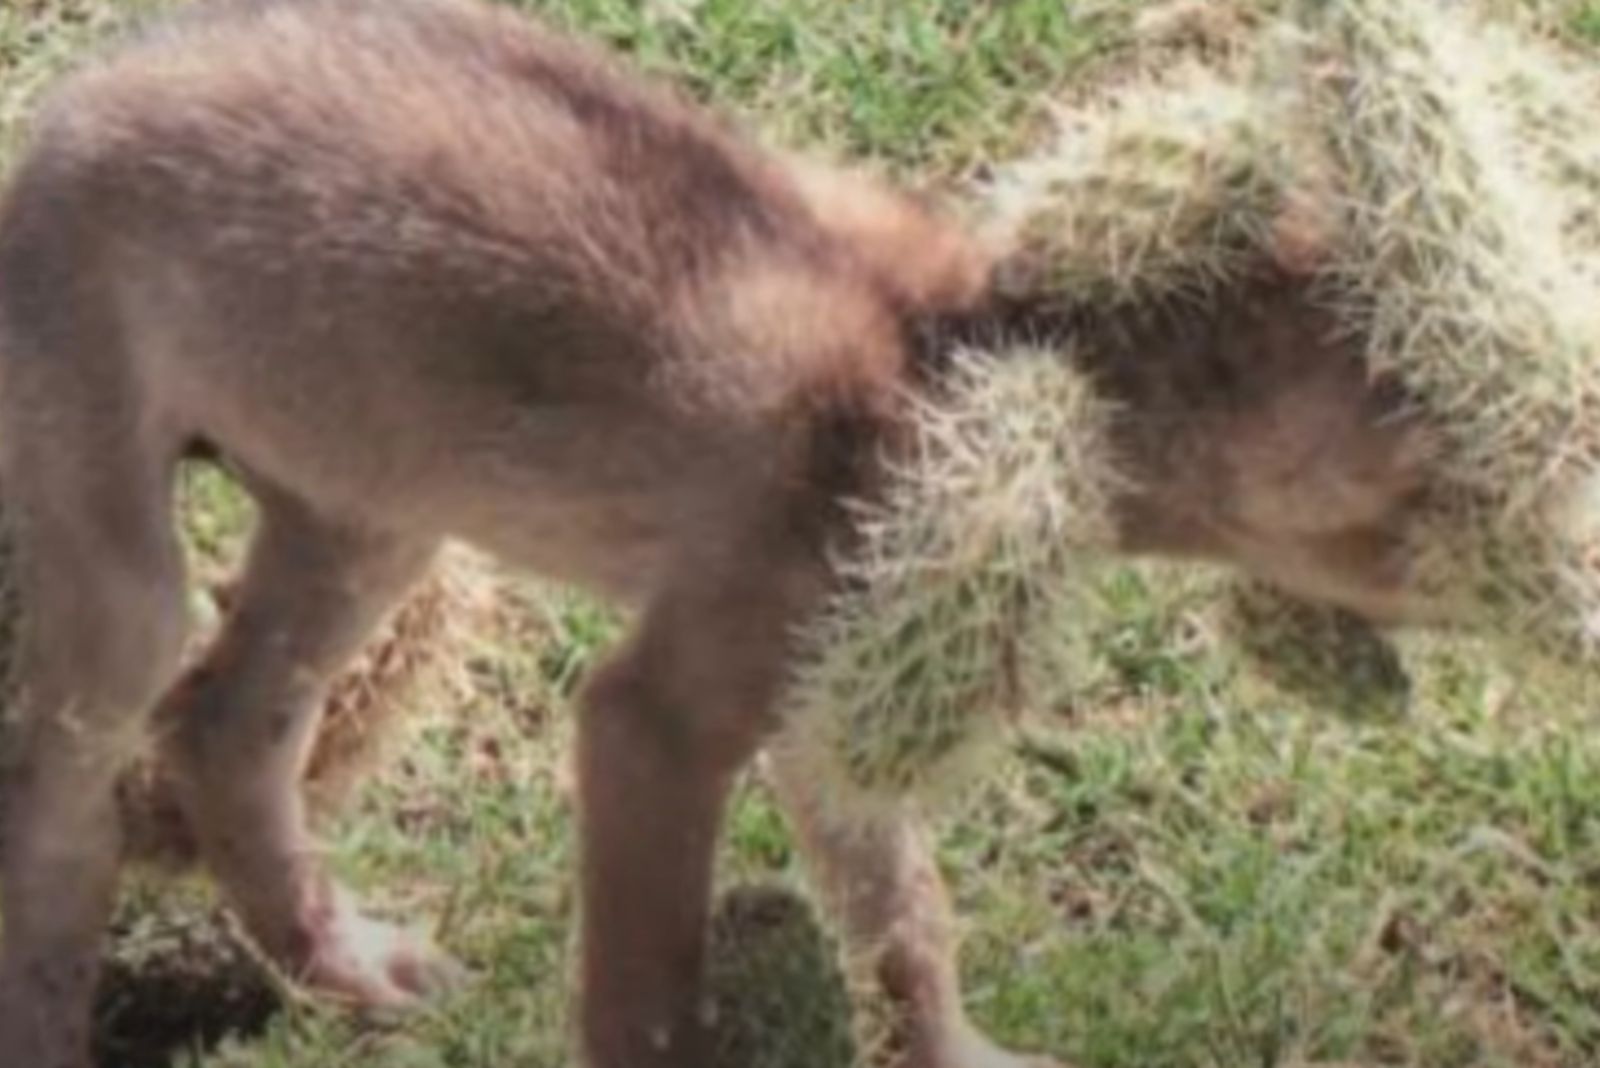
(1300, 0, 1600, 650)
(793, 0, 1600, 807)
(779, 347, 1121, 815)
(984, 63, 1284, 308)
(985, 0, 1600, 650)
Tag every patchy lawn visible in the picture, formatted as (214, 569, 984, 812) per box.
(5, 2, 1600, 1067)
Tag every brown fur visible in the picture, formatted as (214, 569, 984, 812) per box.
(960, 255, 1432, 623)
(1083, 276, 1433, 622)
(0, 2, 1435, 1068)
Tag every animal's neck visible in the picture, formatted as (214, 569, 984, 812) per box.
(924, 271, 1434, 620)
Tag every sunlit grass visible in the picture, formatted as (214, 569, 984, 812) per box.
(4, 3, 1600, 1067)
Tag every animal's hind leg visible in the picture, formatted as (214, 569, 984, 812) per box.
(161, 484, 451, 1007)
(766, 751, 1070, 1068)
(0, 428, 189, 1068)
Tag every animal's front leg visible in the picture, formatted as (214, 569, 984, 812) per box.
(575, 564, 810, 1067)
(767, 751, 1075, 1068)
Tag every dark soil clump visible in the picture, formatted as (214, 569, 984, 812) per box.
(92, 904, 279, 1068)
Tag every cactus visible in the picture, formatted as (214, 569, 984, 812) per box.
(984, 0, 1600, 657)
(984, 63, 1286, 309)
(1296, 0, 1600, 652)
(778, 346, 1122, 814)
(792, 0, 1600, 807)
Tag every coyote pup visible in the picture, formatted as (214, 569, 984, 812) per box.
(0, 1, 1031, 1066)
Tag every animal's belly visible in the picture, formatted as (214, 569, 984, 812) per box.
(445, 486, 678, 605)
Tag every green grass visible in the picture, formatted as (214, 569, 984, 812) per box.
(523, 0, 1115, 178)
(6, 2, 1600, 1067)
(1576, 3, 1600, 42)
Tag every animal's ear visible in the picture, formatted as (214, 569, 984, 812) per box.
(787, 156, 997, 316)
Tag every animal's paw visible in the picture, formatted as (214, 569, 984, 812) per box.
(897, 1025, 1079, 1068)
(289, 883, 468, 1012)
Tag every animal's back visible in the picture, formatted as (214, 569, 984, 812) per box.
(0, 0, 903, 597)
(20, 0, 823, 317)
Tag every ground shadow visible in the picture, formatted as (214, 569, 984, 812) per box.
(88, 883, 851, 1068)
(92, 903, 279, 1068)
(707, 884, 857, 1068)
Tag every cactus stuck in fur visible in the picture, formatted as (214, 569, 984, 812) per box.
(779, 346, 1122, 814)
(789, 0, 1600, 809)
(984, 63, 1285, 308)
(1292, 0, 1600, 651)
(985, 0, 1600, 652)
(1220, 580, 1411, 720)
